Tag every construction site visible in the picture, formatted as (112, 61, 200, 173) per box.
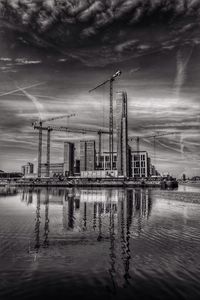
(20, 71, 178, 188)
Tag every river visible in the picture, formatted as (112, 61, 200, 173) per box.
(0, 185, 200, 300)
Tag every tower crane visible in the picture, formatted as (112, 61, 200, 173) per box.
(32, 114, 76, 177)
(33, 124, 110, 177)
(89, 70, 122, 170)
(128, 131, 179, 168)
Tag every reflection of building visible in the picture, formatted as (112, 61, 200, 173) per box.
(41, 163, 64, 177)
(80, 140, 96, 171)
(80, 189, 119, 203)
(21, 162, 34, 177)
(23, 187, 153, 267)
(131, 151, 150, 178)
(63, 142, 75, 176)
(116, 91, 130, 176)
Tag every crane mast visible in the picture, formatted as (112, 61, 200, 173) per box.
(33, 124, 110, 177)
(33, 114, 76, 177)
(38, 121, 43, 178)
(89, 70, 121, 170)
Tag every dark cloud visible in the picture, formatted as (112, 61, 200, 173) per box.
(0, 0, 200, 65)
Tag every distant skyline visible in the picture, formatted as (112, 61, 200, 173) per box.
(0, 0, 200, 177)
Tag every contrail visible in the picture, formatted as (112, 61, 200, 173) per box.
(17, 85, 45, 120)
(179, 133, 185, 159)
(174, 46, 194, 157)
(0, 82, 45, 97)
(174, 46, 194, 98)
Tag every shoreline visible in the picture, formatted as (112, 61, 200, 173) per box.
(0, 179, 178, 189)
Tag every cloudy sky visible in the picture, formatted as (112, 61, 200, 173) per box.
(0, 0, 200, 177)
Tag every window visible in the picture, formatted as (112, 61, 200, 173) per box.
(142, 168, 145, 174)
(134, 168, 139, 174)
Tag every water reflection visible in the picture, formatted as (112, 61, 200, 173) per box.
(121, 190, 132, 287)
(108, 196, 117, 293)
(0, 186, 18, 197)
(21, 188, 153, 249)
(1, 186, 200, 300)
(43, 190, 49, 248)
(22, 187, 153, 276)
(34, 190, 41, 253)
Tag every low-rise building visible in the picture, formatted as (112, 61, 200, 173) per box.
(96, 152, 117, 170)
(41, 163, 64, 177)
(21, 162, 34, 177)
(131, 151, 150, 178)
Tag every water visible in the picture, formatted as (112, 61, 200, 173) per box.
(0, 186, 200, 300)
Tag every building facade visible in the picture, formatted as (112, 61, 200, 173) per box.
(63, 142, 75, 176)
(74, 159, 80, 174)
(96, 152, 117, 170)
(131, 151, 150, 178)
(150, 164, 160, 176)
(80, 140, 86, 171)
(116, 91, 129, 176)
(80, 140, 96, 171)
(21, 162, 34, 177)
(41, 163, 64, 177)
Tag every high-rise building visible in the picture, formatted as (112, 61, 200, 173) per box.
(63, 142, 75, 176)
(80, 140, 96, 171)
(74, 159, 80, 174)
(116, 91, 129, 176)
(86, 140, 96, 170)
(80, 141, 86, 171)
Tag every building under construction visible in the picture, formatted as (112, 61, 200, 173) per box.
(80, 140, 96, 172)
(116, 91, 130, 177)
(29, 68, 170, 179)
(30, 88, 153, 179)
(64, 142, 75, 176)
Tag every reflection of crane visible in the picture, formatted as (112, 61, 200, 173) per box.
(129, 132, 179, 165)
(33, 124, 110, 177)
(89, 70, 122, 170)
(33, 114, 75, 177)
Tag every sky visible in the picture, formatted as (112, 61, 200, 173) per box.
(0, 0, 200, 177)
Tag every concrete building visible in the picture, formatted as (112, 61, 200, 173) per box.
(41, 163, 64, 177)
(74, 159, 80, 174)
(150, 164, 160, 176)
(80, 140, 86, 171)
(80, 140, 96, 171)
(63, 142, 75, 176)
(21, 162, 34, 177)
(131, 151, 150, 178)
(116, 91, 129, 176)
(96, 152, 117, 170)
